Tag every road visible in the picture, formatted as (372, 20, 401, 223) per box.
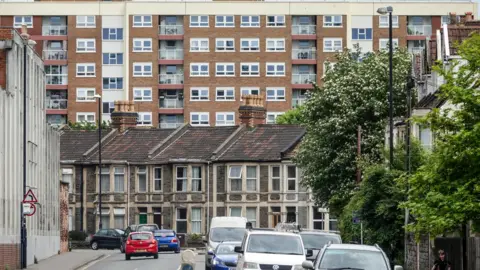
(83, 251, 206, 270)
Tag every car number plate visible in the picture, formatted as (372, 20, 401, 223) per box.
(160, 244, 169, 247)
(135, 249, 146, 252)
(229, 268, 236, 270)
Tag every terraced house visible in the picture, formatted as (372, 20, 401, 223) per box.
(60, 95, 333, 234)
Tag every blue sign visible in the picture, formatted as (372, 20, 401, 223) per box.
(352, 211, 361, 224)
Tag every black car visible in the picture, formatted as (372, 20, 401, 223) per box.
(120, 224, 160, 253)
(299, 230, 342, 261)
(90, 229, 124, 250)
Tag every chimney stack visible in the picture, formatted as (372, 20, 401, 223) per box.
(239, 94, 266, 128)
(111, 100, 138, 132)
(465, 12, 473, 22)
(449, 12, 457, 25)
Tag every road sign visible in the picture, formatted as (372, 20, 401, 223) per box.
(23, 203, 36, 216)
(23, 189, 38, 203)
(352, 211, 361, 224)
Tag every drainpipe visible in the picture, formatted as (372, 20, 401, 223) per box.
(207, 161, 210, 232)
(80, 165, 84, 231)
(126, 162, 130, 225)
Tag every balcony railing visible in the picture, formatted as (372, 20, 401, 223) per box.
(159, 74, 184, 84)
(292, 48, 317, 60)
(43, 50, 67, 60)
(160, 122, 183, 129)
(159, 49, 184, 60)
(292, 74, 316, 84)
(46, 74, 68, 85)
(292, 25, 316, 35)
(292, 98, 307, 108)
(42, 26, 67, 36)
(46, 99, 67, 110)
(159, 25, 184, 35)
(159, 98, 183, 109)
(407, 25, 432, 36)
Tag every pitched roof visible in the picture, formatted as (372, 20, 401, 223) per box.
(414, 91, 447, 109)
(217, 125, 306, 161)
(60, 129, 114, 161)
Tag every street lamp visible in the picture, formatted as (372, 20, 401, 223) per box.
(93, 94, 103, 229)
(377, 6, 394, 168)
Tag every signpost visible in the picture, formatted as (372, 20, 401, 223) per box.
(352, 211, 363, 244)
(23, 189, 38, 217)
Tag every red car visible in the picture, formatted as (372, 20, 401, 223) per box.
(125, 232, 159, 260)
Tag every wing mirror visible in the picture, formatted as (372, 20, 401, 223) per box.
(202, 235, 207, 243)
(306, 249, 313, 257)
(234, 246, 243, 253)
(302, 260, 314, 269)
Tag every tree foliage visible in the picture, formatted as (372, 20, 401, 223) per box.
(276, 105, 305, 124)
(294, 46, 412, 213)
(67, 120, 111, 130)
(402, 33, 480, 236)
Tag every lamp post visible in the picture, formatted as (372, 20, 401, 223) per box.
(93, 94, 103, 229)
(377, 6, 394, 168)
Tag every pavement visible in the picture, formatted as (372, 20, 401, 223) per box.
(27, 250, 118, 270)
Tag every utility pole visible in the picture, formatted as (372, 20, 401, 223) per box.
(404, 77, 412, 268)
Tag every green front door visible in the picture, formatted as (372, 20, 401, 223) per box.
(139, 213, 147, 224)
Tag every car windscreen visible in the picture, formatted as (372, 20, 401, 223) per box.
(130, 233, 152, 240)
(318, 249, 388, 270)
(115, 229, 124, 235)
(246, 234, 304, 255)
(215, 244, 238, 254)
(301, 234, 341, 249)
(137, 225, 158, 232)
(154, 231, 175, 237)
(210, 228, 245, 242)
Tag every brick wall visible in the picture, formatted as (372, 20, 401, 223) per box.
(0, 243, 20, 270)
(406, 233, 434, 270)
(0, 29, 13, 90)
(60, 183, 69, 253)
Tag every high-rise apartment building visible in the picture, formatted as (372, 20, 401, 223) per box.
(0, 1, 477, 128)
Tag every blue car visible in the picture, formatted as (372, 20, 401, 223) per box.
(153, 230, 181, 253)
(211, 242, 241, 270)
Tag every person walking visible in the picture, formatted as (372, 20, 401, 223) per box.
(431, 249, 452, 270)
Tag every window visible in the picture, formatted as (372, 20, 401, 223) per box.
(133, 88, 153, 101)
(76, 113, 95, 123)
(240, 63, 259, 77)
(14, 16, 32, 28)
(379, 38, 399, 50)
(176, 167, 187, 192)
(266, 63, 285, 76)
(216, 87, 235, 101)
(419, 125, 432, 149)
(216, 15, 234, 27)
(190, 63, 209, 77)
(246, 166, 257, 192)
(229, 166, 242, 192)
(216, 112, 235, 126)
(190, 15, 209, 27)
(102, 53, 123, 65)
(323, 15, 342, 27)
(313, 208, 325, 230)
(191, 208, 202, 234)
(176, 209, 187, 233)
(154, 167, 162, 191)
(216, 63, 235, 76)
(266, 112, 284, 124)
(114, 208, 125, 229)
(190, 38, 209, 52)
(76, 88, 96, 102)
(271, 166, 280, 191)
(133, 38, 152, 52)
(133, 63, 152, 77)
(76, 39, 95, 52)
(103, 102, 115, 114)
(68, 209, 73, 231)
(103, 77, 123, 90)
(379, 15, 399, 28)
(266, 38, 285, 52)
(137, 166, 147, 192)
(190, 87, 209, 101)
(62, 168, 74, 193)
(230, 207, 242, 217)
(266, 87, 285, 101)
(192, 166, 202, 192)
(241, 87, 260, 98)
(329, 214, 338, 231)
(76, 63, 95, 77)
(137, 112, 152, 126)
(133, 15, 152, 27)
(102, 28, 123, 41)
(287, 166, 297, 191)
(246, 207, 257, 228)
(267, 15, 285, 27)
(240, 38, 259, 52)
(100, 167, 110, 192)
(114, 167, 124, 192)
(323, 38, 342, 52)
(286, 207, 296, 223)
(100, 210, 110, 229)
(216, 38, 235, 51)
(76, 16, 95, 28)
(190, 112, 209, 126)
(352, 28, 373, 40)
(241, 16, 260, 27)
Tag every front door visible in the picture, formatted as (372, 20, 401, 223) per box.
(154, 214, 162, 229)
(139, 213, 147, 224)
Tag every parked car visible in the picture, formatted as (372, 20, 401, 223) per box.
(90, 229, 124, 250)
(125, 232, 159, 260)
(153, 230, 181, 253)
(299, 230, 342, 261)
(211, 241, 241, 270)
(121, 224, 160, 253)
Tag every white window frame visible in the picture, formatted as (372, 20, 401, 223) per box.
(76, 88, 96, 102)
(313, 208, 326, 230)
(191, 208, 202, 234)
(176, 208, 187, 233)
(267, 15, 285, 27)
(102, 77, 123, 90)
(153, 167, 162, 192)
(323, 15, 342, 27)
(230, 207, 242, 217)
(266, 87, 286, 101)
(102, 28, 123, 41)
(114, 167, 125, 192)
(246, 207, 257, 228)
(133, 87, 153, 101)
(191, 166, 202, 192)
(215, 38, 235, 52)
(13, 16, 33, 28)
(270, 165, 281, 192)
(114, 208, 125, 229)
(190, 15, 209, 27)
(190, 87, 209, 101)
(266, 62, 285, 77)
(228, 166, 242, 192)
(190, 112, 209, 126)
(216, 63, 235, 77)
(190, 63, 209, 77)
(266, 38, 286, 52)
(379, 15, 399, 28)
(76, 113, 95, 123)
(133, 38, 153, 52)
(137, 166, 148, 192)
(266, 112, 284, 124)
(216, 112, 235, 126)
(102, 53, 123, 65)
(240, 62, 260, 77)
(175, 166, 187, 192)
(137, 112, 153, 126)
(215, 15, 234, 27)
(241, 15, 260, 27)
(240, 87, 260, 100)
(133, 15, 152, 27)
(76, 16, 95, 28)
(62, 168, 74, 193)
(379, 38, 399, 50)
(216, 87, 235, 101)
(246, 166, 258, 192)
(323, 38, 343, 52)
(76, 38, 96, 53)
(76, 63, 96, 77)
(133, 62, 153, 77)
(190, 38, 209, 52)
(286, 165, 297, 192)
(240, 38, 260, 52)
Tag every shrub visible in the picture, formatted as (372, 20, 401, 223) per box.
(188, 233, 202, 241)
(69, 230, 87, 241)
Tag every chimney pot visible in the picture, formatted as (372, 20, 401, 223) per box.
(239, 94, 266, 128)
(465, 12, 473, 22)
(111, 100, 138, 132)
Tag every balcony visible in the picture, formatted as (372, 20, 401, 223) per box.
(158, 49, 184, 65)
(46, 74, 68, 89)
(43, 50, 67, 65)
(292, 48, 317, 64)
(158, 74, 184, 89)
(407, 25, 432, 36)
(42, 26, 67, 36)
(160, 122, 183, 129)
(292, 74, 316, 89)
(159, 97, 184, 114)
(159, 114, 184, 129)
(158, 25, 184, 39)
(292, 25, 316, 39)
(45, 99, 67, 114)
(292, 98, 307, 108)
(292, 89, 307, 108)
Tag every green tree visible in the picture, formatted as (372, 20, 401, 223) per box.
(276, 105, 305, 124)
(294, 46, 412, 214)
(67, 120, 111, 130)
(402, 33, 480, 237)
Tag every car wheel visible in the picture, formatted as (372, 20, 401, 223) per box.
(205, 263, 210, 270)
(91, 241, 98, 250)
(175, 249, 180, 253)
(154, 254, 159, 259)
(120, 243, 125, 253)
(125, 254, 130, 260)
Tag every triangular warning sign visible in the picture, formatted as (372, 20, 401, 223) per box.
(23, 189, 38, 203)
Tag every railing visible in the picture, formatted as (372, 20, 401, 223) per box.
(46, 74, 68, 85)
(292, 25, 316, 35)
(158, 49, 184, 60)
(160, 122, 183, 129)
(292, 74, 316, 84)
(292, 48, 316, 60)
(43, 50, 67, 60)
(158, 25, 184, 35)
(292, 98, 307, 108)
(42, 26, 67, 36)
(46, 99, 67, 110)
(159, 98, 183, 109)
(159, 74, 184, 84)
(407, 25, 432, 36)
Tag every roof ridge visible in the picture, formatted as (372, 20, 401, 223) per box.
(150, 125, 191, 160)
(82, 129, 118, 160)
(215, 126, 250, 160)
(147, 123, 189, 158)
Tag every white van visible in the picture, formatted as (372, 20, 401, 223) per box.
(204, 217, 247, 270)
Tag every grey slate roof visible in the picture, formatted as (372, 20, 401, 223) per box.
(415, 91, 446, 109)
(60, 129, 114, 161)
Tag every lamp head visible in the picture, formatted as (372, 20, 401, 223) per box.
(377, 6, 393, 15)
(93, 94, 102, 99)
